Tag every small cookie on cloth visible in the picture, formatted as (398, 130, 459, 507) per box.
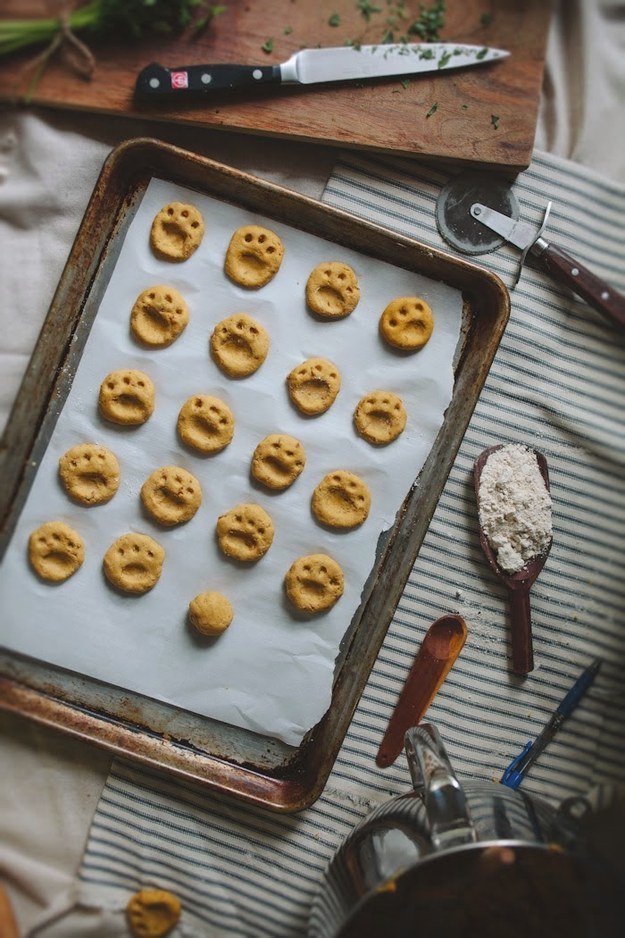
(225, 224, 284, 288)
(140, 466, 202, 526)
(177, 394, 235, 454)
(130, 285, 189, 348)
(311, 470, 371, 529)
(210, 313, 269, 377)
(353, 390, 407, 445)
(285, 553, 344, 613)
(286, 358, 341, 415)
(251, 434, 306, 490)
(103, 532, 164, 594)
(150, 201, 204, 262)
(188, 591, 234, 636)
(305, 262, 360, 319)
(28, 521, 84, 583)
(99, 369, 155, 426)
(216, 503, 274, 562)
(379, 296, 434, 350)
(59, 443, 120, 506)
(126, 887, 181, 938)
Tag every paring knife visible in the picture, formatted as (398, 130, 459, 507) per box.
(471, 201, 625, 330)
(135, 42, 509, 97)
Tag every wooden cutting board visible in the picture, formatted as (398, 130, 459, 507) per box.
(0, 0, 551, 172)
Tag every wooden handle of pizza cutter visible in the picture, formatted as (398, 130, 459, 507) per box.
(0, 884, 20, 938)
(375, 614, 468, 769)
(538, 243, 625, 330)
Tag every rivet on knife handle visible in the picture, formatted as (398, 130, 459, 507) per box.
(376, 614, 467, 769)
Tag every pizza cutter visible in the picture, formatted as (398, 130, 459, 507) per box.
(436, 171, 625, 331)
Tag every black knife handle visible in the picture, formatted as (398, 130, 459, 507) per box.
(537, 242, 625, 331)
(135, 62, 282, 96)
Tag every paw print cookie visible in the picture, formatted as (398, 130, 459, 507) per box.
(126, 887, 181, 938)
(305, 262, 360, 319)
(210, 313, 269, 378)
(150, 201, 204, 262)
(59, 443, 120, 506)
(130, 285, 189, 348)
(225, 224, 284, 288)
(379, 296, 434, 350)
(28, 521, 84, 583)
(285, 553, 344, 613)
(140, 466, 202, 526)
(99, 369, 155, 426)
(216, 503, 274, 562)
(103, 532, 164, 594)
(354, 390, 407, 445)
(286, 358, 341, 415)
(311, 470, 371, 529)
(188, 591, 234, 637)
(177, 394, 235, 454)
(251, 434, 306, 491)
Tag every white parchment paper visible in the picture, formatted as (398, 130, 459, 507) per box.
(0, 177, 462, 746)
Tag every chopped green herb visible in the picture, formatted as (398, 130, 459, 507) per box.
(408, 0, 446, 42)
(438, 50, 451, 68)
(357, 0, 382, 22)
(476, 47, 489, 60)
(328, 13, 341, 27)
(491, 114, 500, 129)
(381, 29, 394, 42)
(283, 24, 293, 35)
(192, 5, 227, 37)
(345, 38, 362, 49)
(261, 38, 274, 54)
(480, 12, 492, 27)
(426, 102, 438, 118)
(400, 77, 410, 88)
(461, 103, 468, 110)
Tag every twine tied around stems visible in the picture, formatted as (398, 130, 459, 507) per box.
(21, 8, 95, 100)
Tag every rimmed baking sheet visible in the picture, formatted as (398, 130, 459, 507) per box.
(0, 139, 509, 811)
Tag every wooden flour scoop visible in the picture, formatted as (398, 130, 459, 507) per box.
(474, 445, 552, 676)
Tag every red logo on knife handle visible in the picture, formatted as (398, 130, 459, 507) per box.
(171, 71, 189, 89)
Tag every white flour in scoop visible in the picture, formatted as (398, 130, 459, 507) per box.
(478, 444, 552, 573)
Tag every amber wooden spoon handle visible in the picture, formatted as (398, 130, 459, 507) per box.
(0, 885, 19, 938)
(376, 614, 467, 769)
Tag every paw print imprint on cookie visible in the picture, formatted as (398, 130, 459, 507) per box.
(99, 369, 155, 426)
(379, 296, 434, 350)
(287, 358, 341, 415)
(251, 434, 306, 490)
(126, 887, 181, 938)
(59, 443, 120, 506)
(28, 521, 84, 583)
(103, 532, 164, 594)
(354, 390, 407, 445)
(216, 503, 274, 562)
(150, 201, 204, 262)
(225, 224, 284, 288)
(177, 394, 234, 454)
(130, 284, 189, 348)
(140, 466, 202, 526)
(306, 262, 360, 319)
(311, 470, 371, 529)
(210, 314, 269, 378)
(285, 553, 344, 613)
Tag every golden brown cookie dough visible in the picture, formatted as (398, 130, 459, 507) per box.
(286, 358, 341, 415)
(28, 521, 84, 583)
(126, 887, 181, 938)
(305, 261, 360, 319)
(210, 313, 269, 378)
(225, 224, 284, 288)
(58, 443, 120, 506)
(285, 553, 344, 613)
(150, 201, 204, 262)
(130, 285, 189, 348)
(353, 390, 407, 445)
(251, 434, 306, 491)
(177, 394, 234, 454)
(311, 470, 371, 529)
(103, 532, 164, 594)
(216, 503, 274, 562)
(188, 591, 234, 636)
(379, 296, 434, 350)
(140, 466, 202, 526)
(98, 369, 155, 426)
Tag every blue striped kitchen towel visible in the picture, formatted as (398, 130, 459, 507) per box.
(74, 150, 625, 936)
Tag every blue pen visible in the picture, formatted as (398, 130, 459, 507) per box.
(501, 658, 601, 789)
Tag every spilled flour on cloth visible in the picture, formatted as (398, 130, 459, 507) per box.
(478, 444, 552, 573)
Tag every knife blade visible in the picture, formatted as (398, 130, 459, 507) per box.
(471, 201, 625, 331)
(135, 43, 509, 97)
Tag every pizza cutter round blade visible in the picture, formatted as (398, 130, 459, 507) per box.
(436, 170, 520, 255)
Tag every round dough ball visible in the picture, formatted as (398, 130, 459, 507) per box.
(188, 591, 234, 636)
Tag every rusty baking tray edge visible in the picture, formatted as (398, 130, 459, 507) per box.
(0, 138, 510, 812)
